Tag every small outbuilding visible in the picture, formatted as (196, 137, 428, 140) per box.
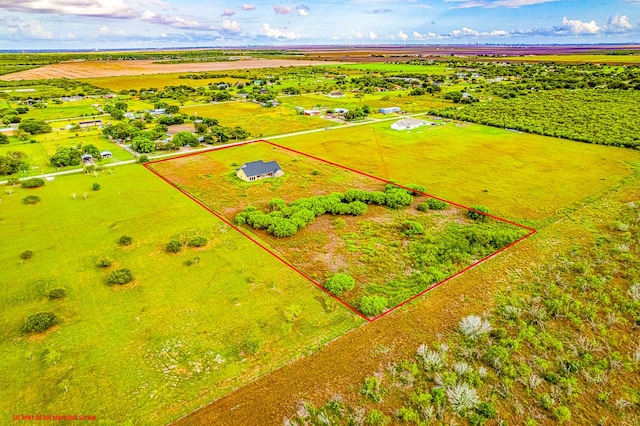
(81, 154, 94, 164)
(236, 160, 284, 182)
(379, 107, 401, 114)
(100, 151, 112, 159)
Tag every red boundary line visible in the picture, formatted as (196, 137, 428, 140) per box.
(144, 139, 536, 322)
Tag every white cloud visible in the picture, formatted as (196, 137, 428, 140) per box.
(560, 16, 600, 35)
(450, 26, 510, 37)
(0, 0, 136, 18)
(606, 14, 634, 33)
(298, 9, 308, 16)
(2, 18, 54, 40)
(397, 30, 409, 41)
(413, 30, 439, 39)
(446, 0, 556, 8)
(273, 4, 292, 14)
(261, 23, 300, 39)
(141, 11, 204, 29)
(222, 8, 235, 17)
(349, 29, 363, 38)
(241, 4, 256, 10)
(221, 19, 241, 33)
(369, 31, 377, 40)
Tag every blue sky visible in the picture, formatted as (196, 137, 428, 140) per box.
(0, 0, 638, 49)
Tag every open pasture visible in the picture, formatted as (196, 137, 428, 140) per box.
(8, 100, 102, 122)
(148, 141, 531, 319)
(180, 102, 331, 137)
(272, 120, 640, 224)
(0, 164, 358, 424)
(82, 73, 249, 92)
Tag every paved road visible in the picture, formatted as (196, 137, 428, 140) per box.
(0, 112, 430, 185)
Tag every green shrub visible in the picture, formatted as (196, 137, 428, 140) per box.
(359, 296, 389, 317)
(402, 220, 424, 236)
(553, 406, 571, 423)
(92, 182, 100, 191)
(48, 289, 67, 300)
(325, 273, 356, 295)
(364, 409, 390, 426)
(106, 268, 133, 285)
(427, 198, 448, 210)
(187, 236, 208, 247)
(21, 178, 45, 188)
(360, 376, 387, 403)
(166, 240, 182, 253)
(21, 312, 58, 334)
(468, 205, 490, 221)
(20, 250, 34, 260)
(23, 195, 41, 204)
(138, 155, 149, 164)
(118, 235, 132, 246)
(96, 258, 112, 268)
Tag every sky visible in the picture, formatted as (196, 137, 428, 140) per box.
(0, 0, 639, 50)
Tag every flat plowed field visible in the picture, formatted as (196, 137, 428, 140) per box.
(0, 59, 341, 81)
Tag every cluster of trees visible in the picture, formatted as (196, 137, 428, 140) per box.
(104, 101, 128, 120)
(0, 106, 28, 125)
(50, 143, 101, 167)
(432, 89, 640, 148)
(236, 187, 415, 238)
(0, 151, 27, 175)
(344, 105, 370, 121)
(18, 119, 51, 135)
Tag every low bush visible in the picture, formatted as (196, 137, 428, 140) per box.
(96, 258, 112, 268)
(187, 236, 208, 247)
(21, 178, 45, 188)
(48, 289, 67, 300)
(20, 250, 34, 260)
(426, 198, 448, 210)
(325, 273, 356, 295)
(21, 312, 58, 334)
(23, 195, 41, 204)
(166, 240, 182, 253)
(402, 220, 425, 236)
(106, 268, 133, 285)
(359, 295, 389, 317)
(468, 205, 490, 221)
(92, 182, 100, 191)
(118, 235, 132, 246)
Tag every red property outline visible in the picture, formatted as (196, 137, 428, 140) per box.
(144, 139, 536, 322)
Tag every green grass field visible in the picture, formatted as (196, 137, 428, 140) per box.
(272, 120, 640, 224)
(329, 63, 451, 74)
(0, 127, 134, 175)
(13, 100, 101, 121)
(82, 74, 248, 91)
(0, 164, 360, 424)
(180, 102, 331, 137)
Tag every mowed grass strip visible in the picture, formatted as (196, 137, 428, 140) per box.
(272, 121, 640, 224)
(0, 165, 360, 424)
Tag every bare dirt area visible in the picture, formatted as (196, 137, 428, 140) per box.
(0, 59, 342, 81)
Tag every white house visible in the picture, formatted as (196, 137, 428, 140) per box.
(391, 118, 436, 131)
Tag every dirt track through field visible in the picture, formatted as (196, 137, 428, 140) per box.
(0, 59, 342, 81)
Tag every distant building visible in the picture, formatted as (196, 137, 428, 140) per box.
(236, 160, 284, 182)
(149, 108, 166, 115)
(81, 154, 94, 164)
(78, 120, 103, 128)
(303, 109, 322, 116)
(391, 118, 435, 130)
(379, 107, 401, 114)
(327, 91, 345, 98)
(100, 151, 112, 159)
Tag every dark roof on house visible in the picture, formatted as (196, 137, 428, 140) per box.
(239, 160, 282, 178)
